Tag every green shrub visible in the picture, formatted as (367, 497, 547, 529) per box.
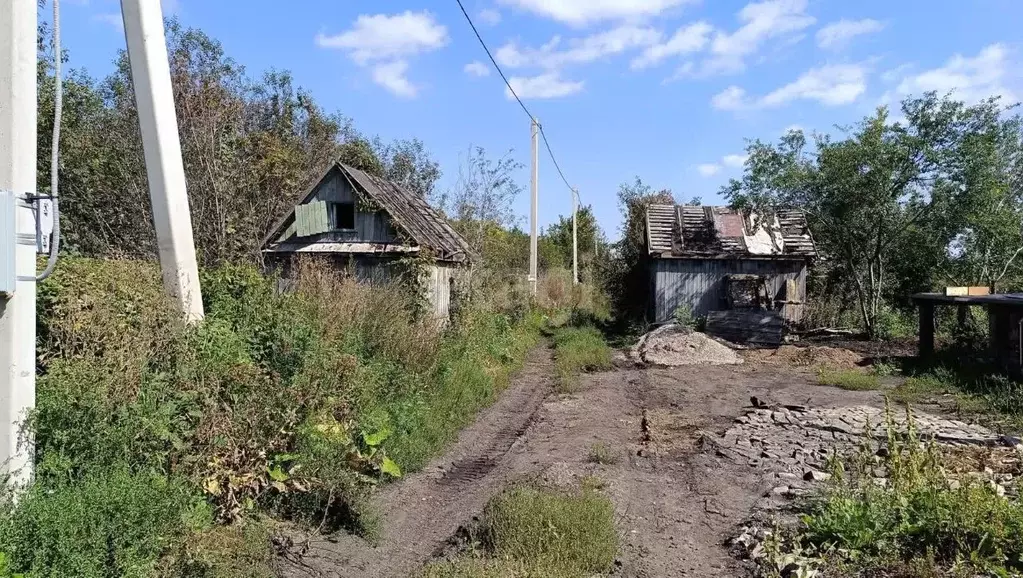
(817, 369, 880, 391)
(16, 257, 547, 575)
(0, 470, 208, 578)
(798, 406, 1023, 575)
(673, 304, 696, 330)
(551, 326, 613, 392)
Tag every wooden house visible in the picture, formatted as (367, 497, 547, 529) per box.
(261, 160, 474, 320)
(644, 205, 817, 324)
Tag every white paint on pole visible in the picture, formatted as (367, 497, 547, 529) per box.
(121, 0, 204, 321)
(529, 117, 539, 294)
(572, 189, 579, 284)
(0, 0, 38, 487)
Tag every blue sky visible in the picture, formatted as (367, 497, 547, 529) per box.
(53, 0, 1023, 239)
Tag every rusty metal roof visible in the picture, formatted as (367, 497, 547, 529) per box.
(646, 205, 817, 259)
(262, 161, 474, 263)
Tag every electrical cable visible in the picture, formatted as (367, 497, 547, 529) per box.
(36, 0, 62, 282)
(454, 0, 579, 199)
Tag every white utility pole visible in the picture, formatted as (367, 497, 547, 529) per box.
(121, 0, 204, 321)
(0, 0, 38, 487)
(572, 188, 579, 284)
(529, 117, 539, 294)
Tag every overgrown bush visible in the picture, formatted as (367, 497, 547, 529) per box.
(0, 469, 208, 578)
(794, 406, 1023, 575)
(4, 257, 546, 575)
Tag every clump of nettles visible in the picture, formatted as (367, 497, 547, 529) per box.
(755, 402, 1023, 577)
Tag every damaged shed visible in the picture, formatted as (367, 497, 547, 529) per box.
(262, 160, 474, 320)
(645, 205, 817, 325)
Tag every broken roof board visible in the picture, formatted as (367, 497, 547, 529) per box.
(646, 204, 817, 259)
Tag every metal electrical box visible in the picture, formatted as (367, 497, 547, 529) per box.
(1, 191, 15, 297)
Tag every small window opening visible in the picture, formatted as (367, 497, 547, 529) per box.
(330, 202, 355, 230)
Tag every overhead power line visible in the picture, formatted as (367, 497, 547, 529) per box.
(454, 0, 578, 198)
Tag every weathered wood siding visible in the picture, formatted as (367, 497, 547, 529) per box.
(650, 258, 808, 324)
(277, 168, 400, 244)
(425, 263, 469, 320)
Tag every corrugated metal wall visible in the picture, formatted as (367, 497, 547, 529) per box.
(651, 259, 808, 323)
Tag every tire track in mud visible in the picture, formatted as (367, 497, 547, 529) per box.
(279, 345, 555, 578)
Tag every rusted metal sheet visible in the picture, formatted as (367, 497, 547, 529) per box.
(651, 258, 807, 323)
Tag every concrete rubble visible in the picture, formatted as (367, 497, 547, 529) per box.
(701, 404, 1022, 500)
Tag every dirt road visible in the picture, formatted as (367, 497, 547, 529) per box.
(281, 346, 556, 578)
(280, 348, 942, 578)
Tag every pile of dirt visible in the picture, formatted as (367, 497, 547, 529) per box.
(744, 344, 865, 369)
(633, 324, 743, 366)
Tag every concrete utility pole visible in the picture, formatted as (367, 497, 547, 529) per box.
(572, 188, 579, 285)
(0, 0, 38, 487)
(529, 117, 539, 295)
(121, 0, 204, 321)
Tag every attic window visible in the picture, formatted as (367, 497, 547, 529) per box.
(330, 202, 355, 230)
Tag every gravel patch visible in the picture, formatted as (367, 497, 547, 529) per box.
(632, 324, 743, 366)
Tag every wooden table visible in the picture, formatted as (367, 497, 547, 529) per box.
(912, 292, 1023, 373)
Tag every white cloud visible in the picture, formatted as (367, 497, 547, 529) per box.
(479, 8, 502, 25)
(714, 64, 868, 110)
(316, 11, 448, 98)
(372, 61, 417, 98)
(816, 18, 885, 50)
(762, 64, 867, 106)
(704, 0, 815, 75)
(697, 163, 722, 177)
(496, 0, 699, 26)
(93, 13, 123, 31)
(722, 154, 748, 168)
(464, 61, 491, 77)
(631, 21, 712, 70)
(894, 44, 1015, 104)
(507, 72, 585, 99)
(782, 124, 803, 134)
(497, 25, 662, 70)
(316, 11, 448, 64)
(711, 86, 749, 110)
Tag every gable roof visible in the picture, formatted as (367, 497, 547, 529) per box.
(645, 205, 817, 259)
(262, 161, 474, 263)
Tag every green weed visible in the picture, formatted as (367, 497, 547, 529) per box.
(794, 405, 1023, 575)
(5, 257, 548, 576)
(817, 369, 880, 391)
(587, 442, 620, 465)
(552, 326, 613, 393)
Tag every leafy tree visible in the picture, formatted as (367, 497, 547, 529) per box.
(438, 147, 524, 283)
(598, 177, 674, 322)
(722, 92, 1023, 336)
(540, 206, 605, 281)
(373, 137, 441, 201)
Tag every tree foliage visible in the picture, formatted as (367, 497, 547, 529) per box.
(722, 93, 1023, 336)
(36, 21, 441, 266)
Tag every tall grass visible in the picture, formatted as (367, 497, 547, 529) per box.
(1, 257, 545, 576)
(421, 484, 618, 578)
(793, 405, 1023, 576)
(551, 326, 613, 393)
